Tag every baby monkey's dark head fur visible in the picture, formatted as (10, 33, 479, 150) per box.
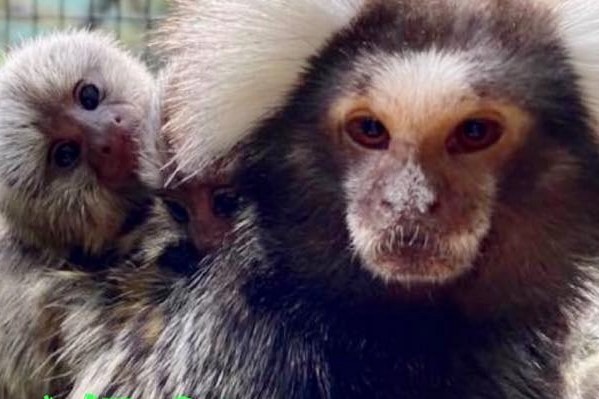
(242, 0, 599, 317)
(0, 31, 158, 256)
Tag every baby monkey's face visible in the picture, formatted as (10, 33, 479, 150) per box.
(0, 32, 155, 252)
(162, 182, 240, 254)
(49, 75, 142, 189)
(161, 162, 242, 258)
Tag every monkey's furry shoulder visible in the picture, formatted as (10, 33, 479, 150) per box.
(0, 196, 199, 399)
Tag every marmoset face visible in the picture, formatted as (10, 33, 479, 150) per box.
(263, 0, 599, 295)
(0, 31, 156, 252)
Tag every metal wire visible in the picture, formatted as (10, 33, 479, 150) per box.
(1, 0, 165, 58)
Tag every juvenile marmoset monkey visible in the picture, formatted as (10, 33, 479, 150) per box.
(62, 0, 599, 398)
(0, 30, 159, 398)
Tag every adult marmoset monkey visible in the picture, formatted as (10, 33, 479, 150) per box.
(65, 0, 599, 398)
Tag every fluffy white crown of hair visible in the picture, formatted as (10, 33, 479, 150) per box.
(157, 0, 599, 179)
(155, 0, 366, 179)
(552, 0, 599, 132)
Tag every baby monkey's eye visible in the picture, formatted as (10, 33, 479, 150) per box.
(447, 118, 503, 155)
(51, 140, 81, 169)
(344, 114, 390, 150)
(212, 187, 242, 219)
(76, 83, 101, 111)
(163, 198, 190, 224)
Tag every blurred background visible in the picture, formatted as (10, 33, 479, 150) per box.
(0, 0, 168, 64)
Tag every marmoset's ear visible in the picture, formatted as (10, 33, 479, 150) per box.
(553, 0, 599, 131)
(152, 0, 366, 178)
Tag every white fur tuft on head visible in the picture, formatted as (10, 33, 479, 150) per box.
(551, 0, 599, 132)
(155, 0, 366, 180)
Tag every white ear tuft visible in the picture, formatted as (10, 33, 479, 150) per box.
(552, 0, 599, 129)
(156, 0, 366, 178)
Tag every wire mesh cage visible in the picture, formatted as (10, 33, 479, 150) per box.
(0, 0, 167, 63)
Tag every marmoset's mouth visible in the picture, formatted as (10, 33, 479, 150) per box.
(358, 224, 479, 287)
